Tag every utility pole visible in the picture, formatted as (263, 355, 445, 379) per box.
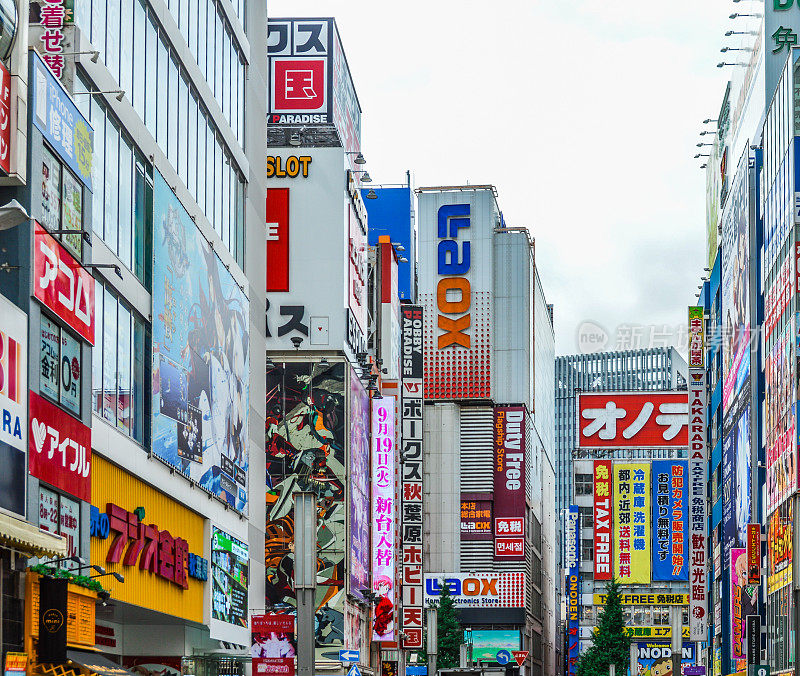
(426, 607, 438, 676)
(294, 492, 317, 676)
(670, 606, 681, 676)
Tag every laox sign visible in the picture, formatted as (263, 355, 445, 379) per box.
(425, 577, 498, 596)
(436, 204, 471, 348)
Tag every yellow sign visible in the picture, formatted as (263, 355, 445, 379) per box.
(4, 653, 27, 672)
(267, 155, 312, 178)
(614, 463, 651, 584)
(624, 626, 690, 639)
(593, 593, 688, 606)
(91, 456, 205, 623)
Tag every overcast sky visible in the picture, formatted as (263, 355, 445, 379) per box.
(269, 0, 733, 355)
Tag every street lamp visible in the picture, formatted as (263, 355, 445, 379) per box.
(294, 492, 317, 676)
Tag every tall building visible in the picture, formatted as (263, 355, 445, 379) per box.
(0, 0, 268, 672)
(555, 348, 688, 523)
(417, 186, 557, 676)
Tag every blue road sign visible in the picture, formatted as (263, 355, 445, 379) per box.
(348, 665, 362, 676)
(496, 650, 512, 665)
(406, 668, 428, 676)
(340, 651, 360, 663)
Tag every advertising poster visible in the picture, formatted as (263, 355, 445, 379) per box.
(0, 294, 27, 516)
(265, 362, 345, 660)
(765, 322, 795, 514)
(251, 614, 296, 676)
(566, 505, 580, 676)
(471, 630, 521, 661)
(577, 392, 689, 449)
(635, 643, 695, 676)
(651, 460, 688, 581)
(614, 463, 651, 584)
(593, 460, 613, 580)
(722, 397, 752, 558)
(348, 369, 370, 603)
(371, 397, 396, 642)
(151, 171, 250, 513)
(688, 366, 708, 641)
(720, 148, 750, 412)
(493, 405, 526, 560)
(424, 572, 526, 608)
(211, 527, 249, 627)
(461, 495, 493, 541)
(767, 501, 792, 595)
(731, 547, 757, 661)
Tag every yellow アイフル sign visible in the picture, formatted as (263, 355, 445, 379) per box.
(614, 463, 651, 584)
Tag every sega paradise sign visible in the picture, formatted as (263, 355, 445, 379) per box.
(424, 572, 526, 608)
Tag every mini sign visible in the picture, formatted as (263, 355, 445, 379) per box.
(747, 524, 761, 585)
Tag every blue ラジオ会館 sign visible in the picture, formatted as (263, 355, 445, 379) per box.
(30, 51, 93, 189)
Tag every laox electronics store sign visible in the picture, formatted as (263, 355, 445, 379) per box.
(424, 572, 526, 608)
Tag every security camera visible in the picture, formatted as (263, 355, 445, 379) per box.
(291, 336, 303, 349)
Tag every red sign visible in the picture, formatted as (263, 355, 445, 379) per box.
(593, 460, 613, 580)
(747, 523, 760, 585)
(577, 392, 688, 448)
(28, 391, 91, 502)
(493, 405, 526, 561)
(266, 188, 290, 292)
(34, 223, 95, 344)
(272, 59, 326, 112)
(252, 614, 296, 676)
(0, 61, 10, 175)
(512, 651, 529, 666)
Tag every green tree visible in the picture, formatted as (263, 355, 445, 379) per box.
(576, 577, 630, 676)
(435, 582, 463, 668)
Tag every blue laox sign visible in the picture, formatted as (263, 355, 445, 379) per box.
(436, 204, 471, 349)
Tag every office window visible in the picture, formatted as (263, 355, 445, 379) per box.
(574, 473, 593, 496)
(106, 0, 120, 83)
(120, 0, 133, 97)
(580, 539, 593, 562)
(93, 281, 149, 445)
(39, 487, 80, 564)
(104, 116, 120, 254)
(578, 506, 593, 528)
(168, 54, 179, 163)
(157, 37, 168, 148)
(133, 0, 146, 120)
(39, 315, 81, 417)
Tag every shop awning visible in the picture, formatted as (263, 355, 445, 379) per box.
(0, 512, 67, 557)
(67, 651, 136, 676)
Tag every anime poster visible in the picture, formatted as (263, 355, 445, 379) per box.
(720, 148, 750, 412)
(767, 500, 792, 595)
(349, 369, 370, 603)
(636, 643, 694, 676)
(251, 614, 296, 676)
(151, 171, 250, 513)
(722, 396, 752, 559)
(730, 547, 757, 660)
(265, 362, 346, 661)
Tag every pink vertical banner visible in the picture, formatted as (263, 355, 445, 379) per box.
(371, 397, 396, 642)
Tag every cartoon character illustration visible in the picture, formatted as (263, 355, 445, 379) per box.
(372, 575, 394, 639)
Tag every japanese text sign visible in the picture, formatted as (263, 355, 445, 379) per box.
(614, 463, 651, 584)
(251, 614, 296, 676)
(371, 397, 395, 642)
(652, 460, 688, 581)
(31, 51, 93, 188)
(34, 223, 94, 344)
(747, 524, 760, 585)
(36, 0, 74, 79)
(593, 460, 613, 580)
(577, 392, 688, 449)
(0, 60, 10, 175)
(688, 306, 705, 370)
(424, 572, 526, 608)
(0, 295, 26, 517)
(461, 496, 492, 541)
(29, 390, 90, 502)
(687, 370, 708, 641)
(493, 405, 526, 561)
(730, 548, 750, 660)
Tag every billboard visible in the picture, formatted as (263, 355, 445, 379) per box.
(151, 171, 250, 512)
(593, 460, 613, 580)
(687, 370, 708, 640)
(0, 294, 26, 516)
(635, 643, 695, 676)
(731, 547, 757, 661)
(423, 573, 526, 608)
(471, 630, 521, 662)
(251, 614, 296, 676)
(348, 369, 369, 603)
(720, 148, 750, 412)
(418, 188, 496, 400)
(566, 505, 580, 676)
(400, 305, 424, 648)
(493, 405, 526, 561)
(211, 527, 249, 628)
(613, 463, 651, 584)
(688, 306, 705, 370)
(265, 361, 345, 660)
(267, 17, 362, 151)
(371, 396, 396, 643)
(266, 187, 290, 292)
(461, 495, 492, 541)
(651, 460, 688, 581)
(765, 321, 795, 514)
(577, 392, 688, 449)
(722, 398, 752, 557)
(767, 501, 792, 594)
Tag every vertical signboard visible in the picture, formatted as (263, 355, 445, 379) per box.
(747, 524, 760, 585)
(0, 295, 26, 516)
(251, 614, 296, 676)
(652, 460, 689, 581)
(266, 188, 290, 292)
(371, 397, 396, 642)
(613, 463, 651, 584)
(400, 305, 424, 649)
(493, 405, 526, 561)
(565, 506, 580, 676)
(0, 61, 10, 175)
(687, 306, 708, 642)
(689, 307, 705, 370)
(593, 460, 613, 581)
(349, 369, 370, 603)
(730, 547, 753, 661)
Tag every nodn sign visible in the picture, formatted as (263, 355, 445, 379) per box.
(776, 0, 800, 8)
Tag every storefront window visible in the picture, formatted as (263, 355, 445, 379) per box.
(38, 486, 80, 565)
(39, 315, 82, 417)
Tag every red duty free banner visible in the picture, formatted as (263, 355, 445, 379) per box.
(577, 392, 688, 449)
(266, 188, 289, 292)
(29, 391, 91, 502)
(493, 405, 526, 561)
(33, 223, 95, 344)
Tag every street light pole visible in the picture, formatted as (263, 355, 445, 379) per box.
(426, 607, 438, 676)
(295, 492, 317, 676)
